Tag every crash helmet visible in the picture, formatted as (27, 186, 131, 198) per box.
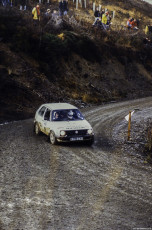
(68, 110, 74, 119)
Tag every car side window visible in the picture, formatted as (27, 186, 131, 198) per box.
(38, 106, 46, 117)
(44, 109, 51, 121)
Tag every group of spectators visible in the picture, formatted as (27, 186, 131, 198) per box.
(0, 0, 29, 9)
(0, 0, 50, 10)
(93, 8, 112, 30)
(31, 0, 68, 26)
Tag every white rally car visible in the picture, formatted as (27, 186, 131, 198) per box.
(34, 103, 94, 145)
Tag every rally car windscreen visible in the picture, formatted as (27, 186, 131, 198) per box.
(52, 109, 84, 121)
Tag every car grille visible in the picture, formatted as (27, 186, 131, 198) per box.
(66, 129, 88, 137)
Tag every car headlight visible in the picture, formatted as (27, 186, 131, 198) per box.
(60, 130, 66, 136)
(87, 129, 93, 135)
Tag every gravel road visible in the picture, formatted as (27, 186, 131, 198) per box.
(0, 97, 152, 230)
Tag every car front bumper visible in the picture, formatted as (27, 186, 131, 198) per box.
(57, 134, 94, 143)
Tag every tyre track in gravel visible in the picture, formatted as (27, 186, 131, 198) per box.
(0, 97, 152, 230)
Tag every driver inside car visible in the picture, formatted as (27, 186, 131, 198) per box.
(53, 112, 60, 120)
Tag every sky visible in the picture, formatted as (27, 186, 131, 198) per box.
(143, 0, 152, 4)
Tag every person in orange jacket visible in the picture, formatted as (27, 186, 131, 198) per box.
(127, 17, 133, 28)
(130, 19, 138, 30)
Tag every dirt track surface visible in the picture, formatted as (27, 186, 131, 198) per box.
(0, 97, 152, 230)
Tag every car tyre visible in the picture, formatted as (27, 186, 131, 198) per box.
(34, 122, 40, 135)
(50, 131, 57, 145)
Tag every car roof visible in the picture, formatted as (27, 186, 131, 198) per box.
(42, 103, 78, 110)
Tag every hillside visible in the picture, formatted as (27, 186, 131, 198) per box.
(0, 0, 152, 122)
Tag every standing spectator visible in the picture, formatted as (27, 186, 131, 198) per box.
(63, 0, 68, 15)
(102, 11, 109, 30)
(32, 4, 41, 26)
(51, 9, 59, 23)
(94, 7, 100, 18)
(106, 12, 112, 25)
(52, 10, 58, 19)
(100, 9, 105, 20)
(43, 8, 51, 24)
(45, 8, 51, 17)
(13, 0, 18, 7)
(19, 0, 26, 10)
(59, 0, 63, 16)
(2, 0, 9, 7)
(92, 7, 100, 25)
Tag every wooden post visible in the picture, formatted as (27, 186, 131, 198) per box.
(148, 128, 152, 151)
(128, 111, 131, 141)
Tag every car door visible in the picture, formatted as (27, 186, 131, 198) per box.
(42, 108, 51, 135)
(37, 106, 47, 133)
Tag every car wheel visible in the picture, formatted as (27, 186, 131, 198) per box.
(34, 122, 40, 135)
(50, 131, 57, 145)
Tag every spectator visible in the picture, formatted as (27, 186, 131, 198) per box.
(63, 0, 68, 15)
(143, 37, 152, 48)
(43, 8, 51, 24)
(94, 7, 100, 18)
(102, 11, 109, 30)
(45, 8, 51, 17)
(100, 9, 105, 20)
(106, 13, 112, 25)
(127, 17, 133, 28)
(130, 19, 138, 30)
(145, 25, 149, 35)
(52, 9, 58, 18)
(145, 25, 152, 36)
(19, 0, 26, 10)
(93, 7, 100, 25)
(32, 4, 41, 26)
(59, 0, 63, 16)
(2, 0, 9, 7)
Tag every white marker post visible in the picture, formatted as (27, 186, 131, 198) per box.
(84, 0, 86, 8)
(93, 2, 95, 12)
(76, 0, 78, 9)
(125, 110, 135, 141)
(99, 4, 102, 11)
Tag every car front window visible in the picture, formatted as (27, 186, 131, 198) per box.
(52, 109, 84, 121)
